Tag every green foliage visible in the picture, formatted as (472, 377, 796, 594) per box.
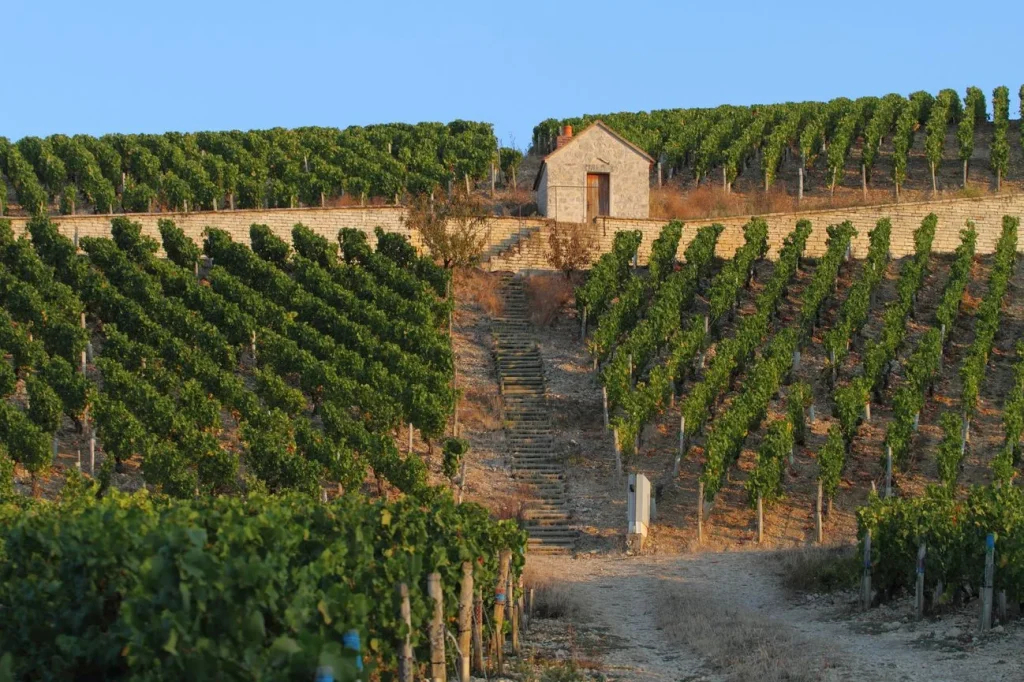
(0, 491, 525, 680)
(957, 87, 985, 164)
(822, 218, 887, 369)
(818, 425, 845, 503)
(827, 98, 876, 189)
(857, 484, 1024, 603)
(832, 214, 937, 442)
(575, 229, 641, 325)
(0, 359, 15, 397)
(935, 222, 977, 331)
(0, 444, 14, 502)
(936, 412, 965, 487)
(924, 89, 962, 175)
(442, 437, 469, 481)
(250, 223, 292, 265)
(990, 86, 1010, 180)
(158, 218, 201, 269)
(26, 375, 62, 433)
(892, 92, 934, 189)
(788, 382, 812, 445)
(601, 223, 721, 411)
(647, 220, 684, 284)
(0, 401, 51, 475)
(746, 418, 793, 507)
(960, 216, 1017, 419)
(863, 94, 904, 182)
(121, 181, 156, 213)
(799, 221, 856, 343)
(253, 367, 307, 416)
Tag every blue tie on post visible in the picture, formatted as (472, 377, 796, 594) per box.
(343, 629, 364, 672)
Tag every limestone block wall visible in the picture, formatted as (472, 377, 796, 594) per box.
(5, 193, 1023, 270)
(488, 193, 1024, 271)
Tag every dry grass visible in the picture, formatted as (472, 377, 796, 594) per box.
(454, 268, 503, 317)
(491, 482, 534, 526)
(523, 562, 586, 621)
(459, 386, 502, 432)
(650, 183, 1009, 221)
(774, 545, 860, 595)
(523, 273, 576, 327)
(654, 586, 835, 682)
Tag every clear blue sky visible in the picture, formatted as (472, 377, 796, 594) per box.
(7, 0, 1022, 149)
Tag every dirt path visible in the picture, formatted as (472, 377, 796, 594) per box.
(532, 551, 1024, 682)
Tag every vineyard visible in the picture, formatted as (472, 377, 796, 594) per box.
(0, 121, 508, 216)
(536, 85, 1024, 195)
(0, 215, 528, 680)
(578, 212, 1024, 616)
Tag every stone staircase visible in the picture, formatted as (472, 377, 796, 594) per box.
(492, 275, 576, 554)
(482, 225, 541, 267)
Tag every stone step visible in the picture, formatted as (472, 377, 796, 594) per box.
(526, 526, 576, 534)
(524, 518, 572, 526)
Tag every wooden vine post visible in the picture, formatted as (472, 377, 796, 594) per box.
(862, 530, 873, 611)
(915, 542, 926, 620)
(472, 590, 484, 674)
(674, 414, 685, 477)
(428, 572, 446, 681)
(396, 583, 414, 682)
(508, 574, 520, 654)
(980, 533, 995, 632)
(885, 446, 893, 499)
(756, 495, 764, 544)
(602, 386, 609, 429)
(457, 562, 473, 682)
(815, 480, 823, 544)
(492, 550, 512, 674)
(697, 481, 704, 544)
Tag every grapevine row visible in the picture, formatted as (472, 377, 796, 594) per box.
(704, 222, 855, 500)
(608, 220, 768, 451)
(822, 219, 891, 372)
(590, 221, 684, 361)
(833, 215, 937, 441)
(885, 223, 976, 470)
(602, 223, 721, 410)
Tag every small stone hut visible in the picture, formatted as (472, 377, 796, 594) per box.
(534, 121, 653, 224)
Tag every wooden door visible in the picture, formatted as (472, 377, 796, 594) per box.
(586, 173, 610, 222)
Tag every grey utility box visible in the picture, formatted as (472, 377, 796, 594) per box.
(627, 473, 651, 552)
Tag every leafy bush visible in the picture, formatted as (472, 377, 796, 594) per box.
(818, 425, 845, 504)
(746, 418, 793, 507)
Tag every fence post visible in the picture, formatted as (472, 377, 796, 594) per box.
(581, 307, 588, 342)
(697, 481, 704, 544)
(492, 550, 512, 674)
(397, 583, 414, 682)
(458, 563, 473, 682)
(980, 533, 994, 632)
(862, 530, 873, 610)
(428, 572, 446, 681)
(509, 574, 520, 655)
(816, 480, 824, 544)
(613, 428, 623, 474)
(757, 495, 764, 544)
(674, 414, 685, 477)
(885, 445, 893, 499)
(915, 542, 926, 620)
(602, 386, 609, 429)
(472, 591, 484, 674)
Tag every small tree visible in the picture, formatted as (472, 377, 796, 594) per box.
(547, 221, 595, 278)
(404, 187, 490, 269)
